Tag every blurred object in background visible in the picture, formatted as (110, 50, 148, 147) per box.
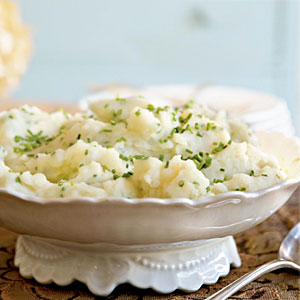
(81, 84, 295, 137)
(0, 0, 31, 98)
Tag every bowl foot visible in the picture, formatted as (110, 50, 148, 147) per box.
(14, 235, 241, 296)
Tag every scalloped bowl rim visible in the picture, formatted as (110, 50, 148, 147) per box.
(1, 176, 299, 207)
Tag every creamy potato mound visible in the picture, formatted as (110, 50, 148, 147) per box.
(0, 97, 287, 199)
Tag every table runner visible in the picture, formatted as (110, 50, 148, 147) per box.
(0, 189, 299, 299)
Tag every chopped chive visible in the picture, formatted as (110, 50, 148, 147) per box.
(110, 120, 117, 126)
(185, 124, 193, 134)
(84, 149, 89, 155)
(213, 178, 224, 183)
(101, 129, 112, 133)
(115, 94, 126, 102)
(171, 112, 177, 122)
(220, 168, 225, 172)
(213, 142, 218, 145)
(113, 174, 120, 180)
(240, 187, 247, 191)
(159, 154, 164, 161)
(193, 181, 199, 185)
(133, 155, 147, 160)
(8, 115, 14, 119)
(87, 138, 91, 143)
(119, 154, 129, 161)
(179, 113, 192, 125)
(122, 171, 133, 178)
(276, 174, 281, 179)
(58, 181, 63, 186)
(165, 160, 169, 168)
(113, 109, 122, 117)
(178, 180, 184, 187)
(116, 137, 127, 143)
(206, 186, 210, 192)
(93, 174, 97, 177)
(15, 176, 21, 183)
(249, 170, 254, 176)
(14, 136, 22, 143)
(104, 104, 109, 109)
(185, 149, 193, 154)
(212, 142, 227, 154)
(70, 182, 74, 186)
(135, 109, 141, 116)
(79, 163, 84, 167)
(196, 131, 203, 137)
(77, 134, 81, 140)
(228, 139, 232, 145)
(159, 139, 168, 144)
(261, 173, 268, 177)
(206, 122, 217, 131)
(147, 104, 155, 111)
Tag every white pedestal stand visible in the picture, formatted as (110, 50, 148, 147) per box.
(15, 235, 241, 296)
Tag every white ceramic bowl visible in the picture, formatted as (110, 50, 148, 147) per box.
(0, 132, 299, 245)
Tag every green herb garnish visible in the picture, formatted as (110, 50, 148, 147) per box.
(115, 94, 126, 102)
(13, 130, 50, 154)
(119, 154, 129, 161)
(212, 142, 227, 154)
(147, 104, 155, 111)
(116, 137, 127, 143)
(122, 171, 133, 178)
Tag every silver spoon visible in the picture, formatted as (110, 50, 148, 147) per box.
(207, 222, 300, 300)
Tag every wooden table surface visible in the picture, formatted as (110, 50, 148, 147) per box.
(0, 101, 299, 299)
(0, 189, 298, 300)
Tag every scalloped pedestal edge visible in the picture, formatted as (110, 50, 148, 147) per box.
(14, 235, 241, 296)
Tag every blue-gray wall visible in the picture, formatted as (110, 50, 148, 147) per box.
(14, 0, 299, 131)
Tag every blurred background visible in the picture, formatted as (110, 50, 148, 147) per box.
(1, 0, 299, 132)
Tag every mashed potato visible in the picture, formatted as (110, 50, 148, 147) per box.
(0, 97, 287, 199)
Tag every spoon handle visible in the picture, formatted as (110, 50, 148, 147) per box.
(207, 259, 300, 300)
